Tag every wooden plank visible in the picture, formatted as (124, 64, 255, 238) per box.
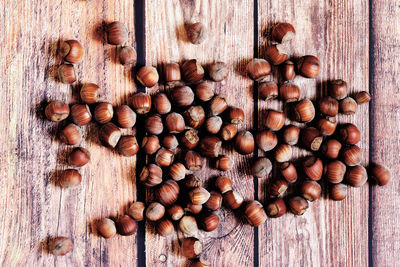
(145, 0, 255, 266)
(257, 1, 370, 266)
(370, 1, 400, 266)
(0, 1, 138, 266)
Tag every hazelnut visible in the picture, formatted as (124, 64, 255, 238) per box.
(282, 125, 300, 145)
(208, 62, 228, 82)
(136, 66, 159, 87)
(265, 44, 288, 65)
(60, 40, 83, 63)
(223, 190, 244, 210)
(279, 82, 300, 102)
(215, 176, 233, 194)
(115, 215, 137, 236)
(324, 160, 346, 184)
(115, 105, 136, 128)
(272, 22, 296, 43)
(341, 145, 362, 166)
(316, 116, 337, 136)
(70, 104, 92, 126)
(144, 114, 163, 135)
(227, 107, 245, 124)
(279, 162, 298, 183)
(246, 58, 271, 81)
(189, 187, 211, 205)
(156, 219, 174, 237)
(296, 55, 320, 78)
(215, 155, 234, 171)
(204, 191, 223, 211)
(275, 144, 292, 163)
(300, 127, 323, 151)
(330, 183, 348, 201)
(94, 102, 113, 124)
(182, 59, 204, 83)
(58, 64, 76, 84)
(165, 112, 185, 133)
(180, 128, 200, 149)
(155, 148, 174, 167)
(170, 86, 195, 107)
(243, 201, 267, 226)
(199, 136, 222, 158)
(156, 180, 179, 206)
(205, 116, 223, 134)
(119, 46, 137, 65)
(208, 95, 228, 116)
(266, 198, 286, 218)
(162, 134, 179, 150)
(179, 216, 198, 236)
(318, 96, 339, 117)
(320, 139, 342, 159)
(146, 202, 165, 221)
(300, 180, 321, 202)
(220, 123, 238, 141)
(255, 130, 278, 152)
(186, 22, 207, 44)
(117, 135, 139, 156)
(80, 83, 100, 104)
(185, 203, 203, 215)
(234, 131, 255, 155)
(288, 196, 309, 215)
(339, 97, 358, 115)
(269, 178, 288, 197)
(354, 91, 371, 104)
(346, 165, 368, 187)
(369, 164, 392, 186)
(328, 79, 347, 100)
(45, 100, 70, 122)
(302, 156, 324, 181)
(59, 169, 82, 188)
(251, 157, 273, 178)
(281, 60, 296, 81)
(184, 150, 203, 171)
(99, 123, 121, 148)
(139, 164, 163, 187)
(339, 123, 360, 145)
(195, 81, 214, 102)
(127, 201, 145, 221)
(292, 99, 315, 123)
(168, 162, 186, 181)
(164, 63, 181, 84)
(68, 147, 90, 167)
(259, 81, 278, 101)
(183, 106, 206, 128)
(264, 110, 286, 131)
(105, 21, 128, 45)
(59, 123, 82, 145)
(153, 93, 172, 114)
(97, 218, 117, 239)
(141, 135, 160, 155)
(182, 237, 202, 258)
(131, 92, 152, 114)
(198, 211, 220, 232)
(49, 237, 73, 256)
(167, 204, 184, 221)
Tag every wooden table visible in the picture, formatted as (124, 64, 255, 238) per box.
(1, 0, 399, 266)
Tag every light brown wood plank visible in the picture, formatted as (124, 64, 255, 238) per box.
(145, 0, 255, 266)
(0, 1, 138, 266)
(257, 1, 369, 266)
(370, 1, 400, 266)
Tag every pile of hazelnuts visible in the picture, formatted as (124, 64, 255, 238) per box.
(44, 20, 392, 264)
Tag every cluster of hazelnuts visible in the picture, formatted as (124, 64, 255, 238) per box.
(244, 22, 392, 218)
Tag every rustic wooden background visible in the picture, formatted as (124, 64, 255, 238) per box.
(0, 0, 399, 266)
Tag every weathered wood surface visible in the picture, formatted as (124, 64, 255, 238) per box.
(0, 0, 399, 266)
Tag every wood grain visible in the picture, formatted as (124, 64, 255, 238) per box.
(370, 1, 400, 266)
(144, 0, 255, 266)
(0, 0, 138, 266)
(257, 1, 370, 266)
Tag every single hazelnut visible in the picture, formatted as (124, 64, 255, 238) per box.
(184, 202, 203, 215)
(302, 156, 324, 181)
(195, 81, 214, 102)
(167, 204, 184, 221)
(80, 83, 100, 104)
(144, 114, 163, 135)
(139, 164, 163, 187)
(141, 135, 160, 155)
(292, 99, 315, 123)
(156, 219, 174, 237)
(341, 145, 362, 166)
(204, 191, 223, 211)
(346, 165, 368, 187)
(318, 96, 339, 117)
(170, 86, 195, 107)
(281, 60, 296, 81)
(60, 40, 83, 63)
(189, 187, 211, 205)
(300, 180, 321, 202)
(131, 92, 152, 114)
(136, 66, 159, 87)
(223, 190, 244, 210)
(282, 125, 300, 145)
(68, 147, 90, 167)
(70, 104, 92, 126)
(117, 135, 139, 156)
(266, 198, 286, 218)
(186, 22, 207, 44)
(220, 123, 238, 141)
(287, 196, 309, 215)
(328, 79, 347, 100)
(153, 92, 171, 114)
(208, 95, 228, 116)
(215, 176, 233, 194)
(155, 148, 174, 167)
(115, 215, 137, 236)
(59, 123, 81, 145)
(354, 91, 371, 104)
(180, 128, 200, 149)
(168, 162, 186, 181)
(165, 112, 185, 133)
(58, 64, 76, 84)
(339, 97, 358, 115)
(49, 237, 73, 256)
(330, 183, 348, 201)
(251, 157, 273, 178)
(183, 106, 206, 128)
(227, 107, 245, 124)
(146, 202, 165, 221)
(205, 116, 223, 134)
(115, 105, 136, 128)
(256, 130, 278, 152)
(279, 82, 300, 102)
(182, 59, 204, 83)
(198, 211, 220, 232)
(215, 155, 234, 171)
(97, 218, 116, 239)
(184, 150, 203, 171)
(296, 55, 320, 78)
(105, 21, 128, 45)
(339, 123, 360, 145)
(300, 127, 323, 151)
(164, 63, 181, 84)
(272, 22, 296, 43)
(119, 46, 137, 65)
(265, 44, 288, 65)
(179, 216, 198, 236)
(156, 180, 179, 206)
(45, 100, 70, 122)
(127, 201, 145, 221)
(259, 81, 278, 101)
(269, 178, 288, 197)
(264, 110, 286, 131)
(208, 62, 228, 82)
(275, 144, 292, 163)
(59, 169, 82, 188)
(182, 237, 202, 258)
(316, 116, 337, 136)
(279, 162, 298, 183)
(324, 160, 346, 184)
(199, 136, 222, 158)
(320, 139, 342, 159)
(243, 201, 267, 226)
(162, 134, 179, 150)
(246, 58, 271, 81)
(235, 131, 255, 155)
(94, 102, 113, 124)
(369, 164, 392, 186)
(99, 123, 121, 148)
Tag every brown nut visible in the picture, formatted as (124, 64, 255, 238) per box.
(300, 127, 323, 151)
(265, 44, 288, 65)
(184, 151, 203, 171)
(220, 123, 238, 141)
(60, 40, 83, 63)
(279, 82, 300, 102)
(205, 116, 223, 134)
(204, 191, 223, 211)
(182, 59, 204, 83)
(320, 139, 342, 159)
(259, 81, 278, 101)
(288, 196, 309, 215)
(215, 155, 234, 171)
(292, 99, 315, 123)
(127, 201, 145, 221)
(264, 110, 286, 131)
(155, 219, 174, 237)
(316, 116, 337, 136)
(115, 215, 137, 236)
(131, 92, 151, 114)
(99, 123, 121, 148)
(199, 136, 222, 158)
(184, 202, 203, 215)
(58, 64, 76, 84)
(354, 91, 371, 104)
(80, 83, 100, 104)
(45, 100, 70, 122)
(195, 81, 214, 102)
(282, 125, 300, 145)
(341, 145, 362, 166)
(266, 198, 287, 218)
(318, 96, 339, 117)
(269, 178, 288, 197)
(189, 187, 211, 205)
(369, 163, 392, 186)
(156, 180, 179, 206)
(136, 66, 159, 87)
(167, 204, 184, 221)
(208, 95, 228, 116)
(49, 237, 73, 256)
(346, 165, 368, 187)
(227, 107, 245, 125)
(180, 129, 200, 150)
(145, 202, 165, 221)
(324, 160, 346, 184)
(145, 114, 163, 135)
(155, 148, 174, 167)
(243, 201, 267, 226)
(59, 169, 82, 188)
(105, 21, 128, 45)
(272, 22, 296, 43)
(198, 211, 220, 232)
(208, 62, 228, 82)
(179, 216, 198, 236)
(183, 105, 205, 128)
(215, 176, 232, 194)
(182, 237, 202, 258)
(59, 123, 81, 145)
(94, 102, 113, 124)
(170, 86, 195, 107)
(119, 46, 137, 66)
(279, 162, 298, 183)
(165, 112, 185, 133)
(246, 58, 271, 81)
(153, 93, 172, 114)
(97, 218, 117, 239)
(141, 135, 160, 155)
(339, 97, 358, 115)
(235, 131, 255, 155)
(275, 144, 292, 163)
(139, 164, 162, 187)
(296, 55, 320, 78)
(70, 104, 92, 126)
(300, 180, 321, 202)
(328, 79, 347, 100)
(339, 123, 360, 145)
(68, 147, 90, 167)
(186, 22, 207, 44)
(251, 157, 273, 178)
(330, 183, 348, 201)
(256, 130, 278, 152)
(162, 134, 179, 150)
(302, 156, 324, 181)
(115, 105, 136, 128)
(281, 60, 296, 81)
(168, 162, 186, 181)
(223, 190, 244, 210)
(117, 135, 139, 156)
(164, 63, 181, 84)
